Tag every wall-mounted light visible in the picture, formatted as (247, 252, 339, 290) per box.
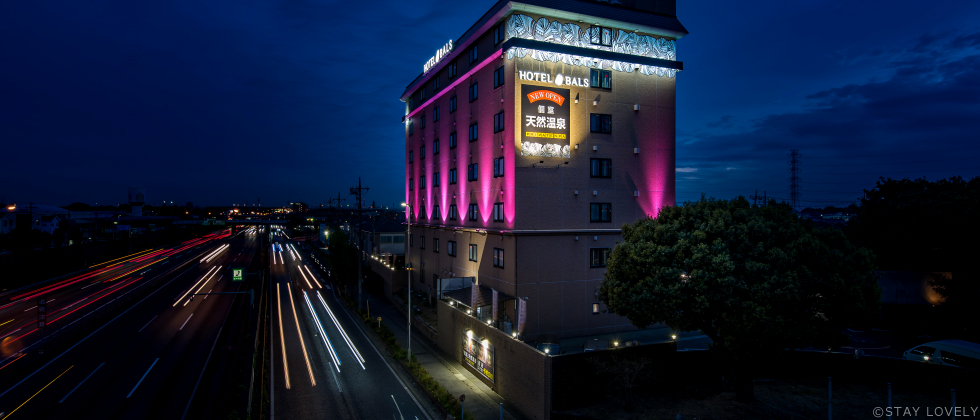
(575, 236, 579, 240)
(633, 191, 639, 197)
(574, 144, 579, 150)
(593, 99, 598, 106)
(593, 146, 598, 151)
(593, 236, 598, 241)
(574, 190, 579, 195)
(592, 190, 597, 196)
(634, 147, 639, 154)
(634, 104, 640, 111)
(575, 93, 580, 104)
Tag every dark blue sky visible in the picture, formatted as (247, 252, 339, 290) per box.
(2, 1, 978, 209)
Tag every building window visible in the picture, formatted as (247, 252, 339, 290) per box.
(421, 145, 425, 159)
(469, 123, 478, 142)
(493, 23, 505, 44)
(468, 203, 478, 221)
(448, 240, 457, 256)
(449, 204, 458, 220)
(450, 95, 457, 113)
(420, 205, 426, 219)
(433, 172, 440, 187)
(433, 76, 440, 91)
(408, 178, 413, 191)
(493, 157, 504, 177)
(434, 106, 440, 122)
(592, 303, 600, 314)
(467, 163, 478, 182)
(434, 238, 440, 252)
(493, 111, 504, 133)
(408, 151, 413, 163)
(420, 236, 426, 250)
(449, 131, 457, 148)
(590, 69, 612, 89)
(590, 203, 612, 222)
(408, 121, 414, 135)
(469, 83, 478, 102)
(409, 97, 414, 110)
(420, 175, 426, 189)
(590, 26, 612, 47)
(469, 244, 478, 261)
(469, 45, 478, 64)
(421, 114, 426, 129)
(590, 248, 611, 267)
(493, 248, 504, 268)
(433, 205, 441, 220)
(448, 60, 457, 78)
(493, 202, 504, 222)
(493, 66, 505, 89)
(421, 88, 426, 100)
(590, 114, 612, 133)
(449, 168, 458, 184)
(590, 158, 612, 178)
(433, 140, 440, 155)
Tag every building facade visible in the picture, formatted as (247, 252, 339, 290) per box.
(401, 0, 686, 341)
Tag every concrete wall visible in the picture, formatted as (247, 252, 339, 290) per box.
(372, 258, 408, 303)
(438, 300, 552, 420)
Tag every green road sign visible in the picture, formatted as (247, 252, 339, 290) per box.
(232, 268, 244, 282)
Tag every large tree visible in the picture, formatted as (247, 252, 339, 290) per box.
(598, 197, 879, 401)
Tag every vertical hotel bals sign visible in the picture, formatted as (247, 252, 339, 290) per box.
(521, 84, 570, 158)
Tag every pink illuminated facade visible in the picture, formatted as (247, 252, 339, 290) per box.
(401, 0, 686, 341)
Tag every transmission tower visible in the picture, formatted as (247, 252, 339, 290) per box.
(788, 149, 803, 212)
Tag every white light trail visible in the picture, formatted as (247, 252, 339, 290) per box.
(199, 244, 229, 263)
(317, 291, 365, 369)
(277, 284, 290, 389)
(302, 291, 341, 372)
(297, 267, 313, 289)
(173, 266, 218, 307)
(184, 267, 221, 306)
(287, 283, 316, 386)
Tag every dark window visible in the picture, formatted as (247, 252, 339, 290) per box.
(909, 346, 936, 356)
(448, 61, 457, 78)
(468, 203, 478, 221)
(408, 151, 413, 163)
(941, 351, 980, 370)
(493, 111, 505, 133)
(590, 203, 612, 222)
(433, 205, 440, 220)
(493, 248, 504, 267)
(421, 114, 426, 129)
(467, 163, 478, 182)
(434, 238, 440, 252)
(590, 114, 612, 133)
(433, 107, 440, 122)
(420, 175, 426, 189)
(420, 205, 426, 219)
(449, 204, 458, 220)
(450, 96, 457, 113)
(433, 172, 440, 187)
(469, 123, 478, 142)
(433, 140, 440, 155)
(468, 244, 478, 261)
(408, 98, 414, 110)
(421, 88, 426, 100)
(493, 157, 504, 177)
(449, 132, 457, 148)
(408, 178, 414, 191)
(469, 83, 478, 102)
(590, 158, 612, 178)
(420, 236, 425, 250)
(449, 168, 458, 184)
(493, 66, 505, 89)
(420, 145, 425, 159)
(469, 45, 478, 64)
(408, 121, 414, 135)
(493, 202, 504, 222)
(590, 26, 612, 47)
(590, 69, 612, 89)
(590, 248, 611, 267)
(493, 23, 505, 44)
(448, 240, 457, 256)
(433, 76, 440, 91)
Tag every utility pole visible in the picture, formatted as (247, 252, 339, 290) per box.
(349, 178, 369, 310)
(402, 202, 412, 361)
(788, 149, 803, 212)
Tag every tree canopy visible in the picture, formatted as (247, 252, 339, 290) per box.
(598, 197, 880, 400)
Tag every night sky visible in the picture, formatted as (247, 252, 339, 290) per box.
(2, 1, 979, 209)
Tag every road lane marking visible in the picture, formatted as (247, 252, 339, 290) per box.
(302, 292, 341, 371)
(328, 362, 342, 392)
(80, 282, 101, 290)
(204, 288, 212, 299)
(277, 284, 291, 389)
(127, 358, 159, 398)
(180, 314, 194, 330)
(1, 365, 73, 420)
(59, 362, 104, 403)
(286, 284, 316, 386)
(138, 315, 158, 333)
(392, 395, 405, 420)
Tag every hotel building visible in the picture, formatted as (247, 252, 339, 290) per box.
(401, 0, 686, 342)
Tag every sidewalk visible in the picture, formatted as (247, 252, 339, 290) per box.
(365, 290, 526, 420)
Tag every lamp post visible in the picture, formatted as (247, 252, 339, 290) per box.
(401, 202, 412, 362)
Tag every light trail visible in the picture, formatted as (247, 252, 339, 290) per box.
(297, 267, 313, 289)
(276, 284, 290, 389)
(316, 291, 365, 368)
(88, 248, 155, 269)
(184, 267, 221, 306)
(302, 291, 341, 372)
(303, 265, 322, 289)
(0, 365, 73, 420)
(173, 266, 218, 307)
(199, 244, 229, 263)
(287, 283, 316, 386)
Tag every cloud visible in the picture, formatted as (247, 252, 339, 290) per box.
(706, 115, 735, 129)
(676, 167, 699, 173)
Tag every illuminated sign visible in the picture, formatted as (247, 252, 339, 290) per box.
(463, 335, 494, 382)
(521, 84, 570, 157)
(232, 268, 243, 282)
(518, 71, 590, 87)
(423, 40, 454, 73)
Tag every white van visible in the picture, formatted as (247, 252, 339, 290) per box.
(903, 340, 980, 370)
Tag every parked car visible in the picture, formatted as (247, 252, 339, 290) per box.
(903, 340, 980, 369)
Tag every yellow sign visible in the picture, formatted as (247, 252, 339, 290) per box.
(525, 131, 567, 139)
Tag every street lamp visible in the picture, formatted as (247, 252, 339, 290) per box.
(401, 202, 412, 361)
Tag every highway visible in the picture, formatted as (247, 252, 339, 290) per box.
(269, 231, 436, 420)
(0, 227, 261, 420)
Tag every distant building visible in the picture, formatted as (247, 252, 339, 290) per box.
(291, 202, 309, 213)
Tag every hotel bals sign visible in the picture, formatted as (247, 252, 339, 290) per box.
(520, 84, 571, 157)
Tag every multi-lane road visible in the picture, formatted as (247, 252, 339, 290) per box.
(0, 227, 260, 419)
(269, 231, 435, 420)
